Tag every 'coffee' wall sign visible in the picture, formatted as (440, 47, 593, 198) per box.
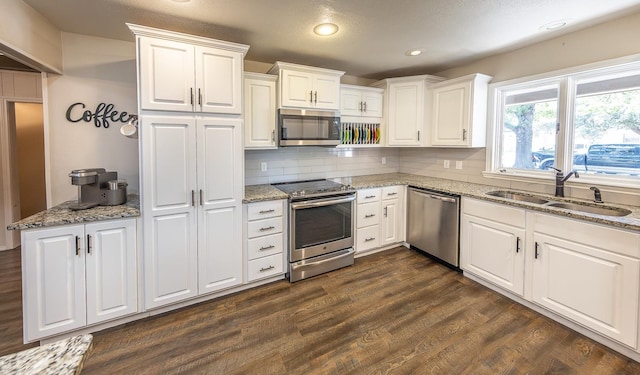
(66, 102, 137, 129)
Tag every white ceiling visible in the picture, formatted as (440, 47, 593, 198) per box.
(21, 0, 640, 79)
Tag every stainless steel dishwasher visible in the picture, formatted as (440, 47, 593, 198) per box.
(407, 187, 460, 268)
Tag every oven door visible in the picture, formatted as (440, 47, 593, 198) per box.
(289, 194, 355, 262)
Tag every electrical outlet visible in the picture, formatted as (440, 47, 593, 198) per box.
(261, 162, 267, 172)
(456, 161, 463, 170)
(381, 157, 387, 165)
(443, 160, 450, 169)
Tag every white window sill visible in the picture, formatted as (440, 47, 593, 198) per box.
(482, 170, 640, 191)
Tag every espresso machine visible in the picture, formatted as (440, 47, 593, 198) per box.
(68, 168, 127, 210)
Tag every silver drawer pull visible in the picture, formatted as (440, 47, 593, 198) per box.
(260, 265, 275, 272)
(259, 226, 275, 232)
(365, 237, 376, 242)
(386, 192, 398, 196)
(365, 195, 376, 199)
(259, 209, 275, 214)
(365, 214, 376, 218)
(259, 245, 275, 251)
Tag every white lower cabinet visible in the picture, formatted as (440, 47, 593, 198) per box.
(22, 219, 137, 342)
(355, 186, 405, 254)
(460, 198, 525, 296)
(244, 200, 287, 282)
(531, 213, 640, 348)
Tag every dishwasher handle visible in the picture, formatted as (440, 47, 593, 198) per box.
(410, 188, 458, 204)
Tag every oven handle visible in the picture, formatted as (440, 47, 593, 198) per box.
(290, 194, 355, 210)
(290, 248, 355, 270)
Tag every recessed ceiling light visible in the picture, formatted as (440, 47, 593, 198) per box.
(540, 19, 569, 31)
(313, 23, 339, 36)
(406, 49, 423, 56)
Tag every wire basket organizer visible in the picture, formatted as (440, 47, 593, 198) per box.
(341, 123, 381, 145)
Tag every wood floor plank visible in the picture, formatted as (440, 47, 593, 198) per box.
(2, 246, 640, 373)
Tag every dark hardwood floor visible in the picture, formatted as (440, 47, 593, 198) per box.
(2, 246, 640, 374)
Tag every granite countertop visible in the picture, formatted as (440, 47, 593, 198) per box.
(7, 195, 140, 231)
(244, 173, 640, 231)
(243, 184, 289, 203)
(0, 334, 93, 375)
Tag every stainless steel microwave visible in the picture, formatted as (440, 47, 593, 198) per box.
(278, 109, 341, 146)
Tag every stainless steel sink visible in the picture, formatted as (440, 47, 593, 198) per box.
(486, 190, 550, 205)
(545, 202, 631, 217)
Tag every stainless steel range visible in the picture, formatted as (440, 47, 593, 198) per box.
(273, 179, 356, 282)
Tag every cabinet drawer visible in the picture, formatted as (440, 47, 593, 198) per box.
(357, 188, 381, 203)
(247, 253, 284, 281)
(357, 225, 380, 252)
(462, 198, 525, 228)
(247, 217, 283, 238)
(381, 186, 401, 200)
(247, 233, 284, 260)
(247, 200, 284, 220)
(357, 202, 380, 228)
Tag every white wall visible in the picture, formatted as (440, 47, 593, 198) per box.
(245, 147, 400, 185)
(45, 32, 138, 205)
(0, 0, 62, 73)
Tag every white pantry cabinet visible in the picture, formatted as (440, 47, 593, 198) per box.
(531, 212, 640, 348)
(372, 75, 444, 146)
(132, 24, 248, 114)
(22, 219, 137, 342)
(244, 200, 287, 282)
(460, 198, 525, 296)
(141, 116, 244, 309)
(268, 61, 344, 110)
(340, 84, 384, 118)
(427, 73, 492, 147)
(244, 72, 277, 149)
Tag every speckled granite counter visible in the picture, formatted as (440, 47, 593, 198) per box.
(243, 184, 289, 203)
(7, 195, 140, 231)
(244, 173, 640, 231)
(0, 334, 92, 374)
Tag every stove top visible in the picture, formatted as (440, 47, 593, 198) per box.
(273, 179, 354, 199)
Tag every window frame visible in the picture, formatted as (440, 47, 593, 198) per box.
(485, 54, 640, 189)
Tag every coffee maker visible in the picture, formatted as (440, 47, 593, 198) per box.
(68, 168, 127, 210)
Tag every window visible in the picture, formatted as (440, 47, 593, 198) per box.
(489, 58, 640, 184)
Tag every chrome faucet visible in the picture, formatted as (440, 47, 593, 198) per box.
(549, 167, 579, 197)
(590, 186, 603, 203)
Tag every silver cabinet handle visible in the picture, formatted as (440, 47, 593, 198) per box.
(259, 209, 275, 214)
(364, 214, 376, 218)
(190, 88, 194, 105)
(87, 234, 92, 254)
(314, 91, 318, 103)
(259, 226, 275, 232)
(310, 90, 313, 103)
(386, 192, 398, 196)
(365, 195, 376, 199)
(260, 265, 275, 272)
(271, 129, 275, 142)
(75, 236, 81, 256)
(462, 129, 468, 141)
(198, 88, 202, 106)
(363, 102, 367, 112)
(199, 189, 204, 206)
(365, 237, 376, 242)
(417, 130, 421, 141)
(191, 190, 196, 207)
(384, 207, 388, 217)
(534, 242, 540, 259)
(259, 245, 275, 251)
(516, 237, 521, 253)
(359, 101, 363, 112)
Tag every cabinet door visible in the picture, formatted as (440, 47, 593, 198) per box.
(22, 226, 86, 341)
(532, 233, 640, 347)
(141, 116, 198, 309)
(195, 46, 243, 114)
(361, 90, 383, 117)
(381, 198, 403, 246)
(340, 88, 363, 116)
(430, 80, 471, 147)
(280, 70, 314, 108)
(197, 118, 243, 293)
(313, 74, 341, 110)
(387, 81, 424, 146)
(244, 77, 277, 149)
(460, 214, 525, 296)
(85, 220, 137, 325)
(139, 37, 195, 112)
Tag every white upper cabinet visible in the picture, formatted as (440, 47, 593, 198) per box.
(427, 73, 492, 147)
(131, 24, 248, 114)
(340, 84, 383, 118)
(268, 61, 344, 110)
(244, 72, 277, 149)
(373, 75, 444, 147)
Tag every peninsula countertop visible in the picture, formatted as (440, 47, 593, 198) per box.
(7, 195, 140, 231)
